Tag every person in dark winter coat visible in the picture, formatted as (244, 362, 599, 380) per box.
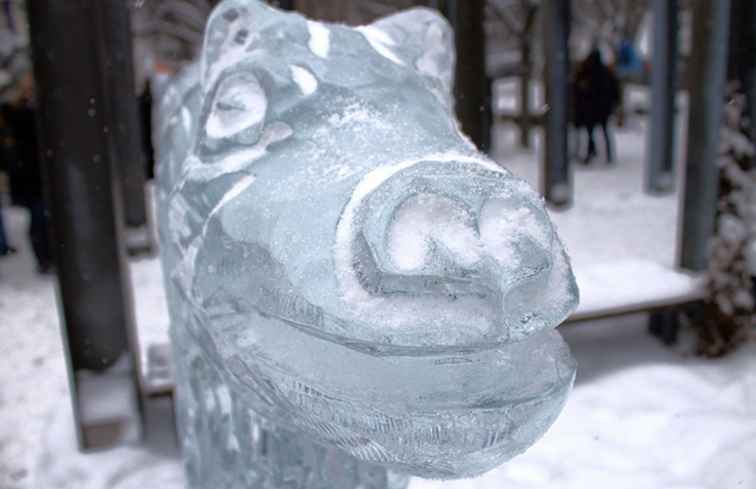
(0, 125, 15, 257)
(573, 48, 621, 164)
(1, 74, 51, 273)
(0, 199, 12, 257)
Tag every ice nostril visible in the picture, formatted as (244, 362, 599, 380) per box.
(479, 198, 553, 269)
(387, 193, 481, 272)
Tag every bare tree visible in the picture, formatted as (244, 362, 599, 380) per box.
(487, 0, 540, 147)
(295, 0, 432, 24)
(0, 0, 30, 98)
(572, 0, 648, 49)
(131, 0, 215, 69)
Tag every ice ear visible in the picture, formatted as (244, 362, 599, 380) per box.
(370, 8, 455, 95)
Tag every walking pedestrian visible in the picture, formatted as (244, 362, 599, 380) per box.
(573, 48, 621, 164)
(0, 203, 14, 257)
(1, 73, 51, 273)
(0, 111, 16, 258)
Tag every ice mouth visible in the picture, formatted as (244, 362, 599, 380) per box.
(198, 302, 577, 479)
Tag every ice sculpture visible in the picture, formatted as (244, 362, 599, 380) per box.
(155, 1, 579, 488)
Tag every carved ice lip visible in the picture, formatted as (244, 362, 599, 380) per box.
(210, 305, 577, 479)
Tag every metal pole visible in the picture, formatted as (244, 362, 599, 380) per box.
(443, 0, 491, 152)
(646, 0, 678, 194)
(541, 0, 571, 207)
(27, 0, 142, 449)
(519, 44, 532, 148)
(679, 0, 731, 271)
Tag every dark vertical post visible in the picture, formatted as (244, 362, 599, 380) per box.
(679, 0, 731, 271)
(104, 4, 148, 230)
(728, 0, 755, 85)
(518, 5, 538, 149)
(749, 4, 756, 146)
(728, 0, 756, 139)
(646, 0, 678, 194)
(443, 0, 491, 152)
(749, 3, 756, 144)
(271, 0, 295, 9)
(541, 0, 571, 207)
(519, 43, 532, 148)
(27, 0, 142, 449)
(647, 0, 681, 341)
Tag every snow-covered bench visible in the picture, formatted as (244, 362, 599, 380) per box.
(568, 259, 705, 323)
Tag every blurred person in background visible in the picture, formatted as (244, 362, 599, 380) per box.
(1, 72, 51, 273)
(0, 101, 17, 258)
(0, 197, 13, 257)
(573, 47, 621, 164)
(615, 39, 643, 79)
(614, 38, 644, 127)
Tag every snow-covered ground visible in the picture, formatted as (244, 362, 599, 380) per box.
(1, 122, 755, 489)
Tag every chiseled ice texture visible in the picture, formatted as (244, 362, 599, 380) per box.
(155, 1, 579, 487)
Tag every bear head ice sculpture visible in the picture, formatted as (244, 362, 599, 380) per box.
(156, 1, 579, 487)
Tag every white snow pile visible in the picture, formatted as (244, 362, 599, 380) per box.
(412, 317, 756, 489)
(31, 403, 183, 489)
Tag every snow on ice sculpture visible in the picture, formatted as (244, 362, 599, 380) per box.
(155, 1, 579, 488)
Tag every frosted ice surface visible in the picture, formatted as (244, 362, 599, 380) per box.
(156, 1, 579, 487)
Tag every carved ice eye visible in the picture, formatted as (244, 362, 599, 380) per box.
(206, 72, 267, 142)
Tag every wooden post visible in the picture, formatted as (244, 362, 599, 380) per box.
(679, 0, 731, 271)
(646, 0, 678, 194)
(27, 0, 142, 449)
(541, 0, 571, 207)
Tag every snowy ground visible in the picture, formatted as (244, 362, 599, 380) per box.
(2, 122, 755, 488)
